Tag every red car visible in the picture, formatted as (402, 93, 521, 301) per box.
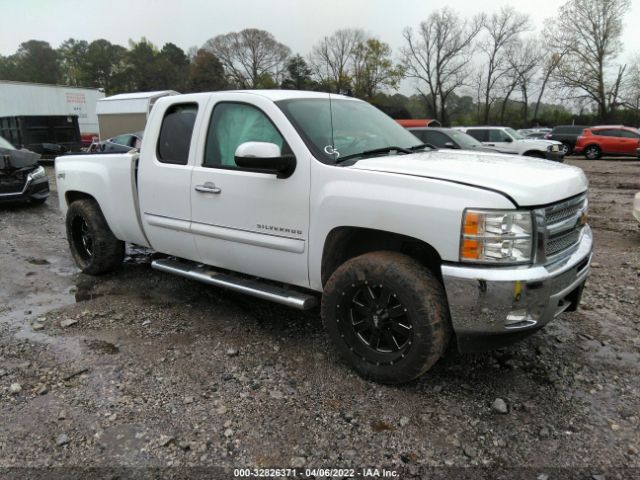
(574, 126, 640, 160)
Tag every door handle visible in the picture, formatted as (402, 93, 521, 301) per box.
(195, 182, 222, 194)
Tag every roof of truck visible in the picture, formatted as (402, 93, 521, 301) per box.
(223, 90, 355, 101)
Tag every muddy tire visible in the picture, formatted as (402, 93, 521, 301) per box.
(65, 199, 124, 275)
(321, 251, 451, 384)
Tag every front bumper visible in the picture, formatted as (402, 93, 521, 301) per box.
(0, 173, 49, 203)
(545, 150, 564, 162)
(442, 226, 593, 353)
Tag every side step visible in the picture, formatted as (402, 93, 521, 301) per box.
(151, 258, 318, 310)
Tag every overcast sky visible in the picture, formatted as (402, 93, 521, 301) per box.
(3, 0, 640, 94)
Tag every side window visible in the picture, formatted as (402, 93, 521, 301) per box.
(204, 102, 286, 168)
(489, 129, 511, 142)
(466, 129, 487, 142)
(410, 130, 428, 143)
(619, 130, 639, 138)
(112, 135, 129, 146)
(157, 103, 198, 165)
(425, 131, 450, 148)
(594, 129, 617, 137)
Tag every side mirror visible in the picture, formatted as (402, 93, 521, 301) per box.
(234, 142, 296, 178)
(444, 142, 457, 149)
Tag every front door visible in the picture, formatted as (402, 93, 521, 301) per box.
(190, 96, 310, 288)
(487, 129, 517, 153)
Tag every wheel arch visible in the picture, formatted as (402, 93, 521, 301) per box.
(65, 190, 96, 206)
(320, 226, 443, 287)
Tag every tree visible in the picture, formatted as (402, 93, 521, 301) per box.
(203, 29, 290, 88)
(352, 39, 404, 100)
(547, 0, 630, 121)
(309, 29, 365, 93)
(155, 43, 190, 91)
(621, 56, 640, 125)
(402, 8, 484, 125)
(58, 38, 89, 86)
(281, 54, 317, 90)
(188, 49, 227, 92)
(127, 38, 160, 91)
(9, 40, 60, 84)
(499, 37, 541, 124)
(477, 7, 530, 123)
(80, 39, 129, 94)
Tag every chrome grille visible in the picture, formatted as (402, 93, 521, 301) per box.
(539, 194, 587, 262)
(546, 228, 581, 257)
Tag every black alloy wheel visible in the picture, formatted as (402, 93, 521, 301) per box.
(336, 281, 413, 365)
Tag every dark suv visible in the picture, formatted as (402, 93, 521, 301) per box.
(544, 125, 589, 156)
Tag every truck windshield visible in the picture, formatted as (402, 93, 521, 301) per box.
(505, 128, 525, 140)
(276, 98, 423, 164)
(0, 136, 16, 150)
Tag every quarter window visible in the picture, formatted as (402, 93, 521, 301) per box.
(204, 102, 286, 168)
(157, 103, 198, 165)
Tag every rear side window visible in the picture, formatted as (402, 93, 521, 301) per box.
(594, 129, 618, 137)
(466, 129, 487, 142)
(157, 103, 198, 165)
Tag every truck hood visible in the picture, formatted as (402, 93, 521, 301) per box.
(349, 150, 588, 207)
(0, 147, 41, 171)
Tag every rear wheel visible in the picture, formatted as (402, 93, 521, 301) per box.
(584, 145, 601, 160)
(321, 251, 451, 384)
(66, 199, 124, 275)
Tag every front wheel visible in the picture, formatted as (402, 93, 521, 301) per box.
(561, 142, 572, 156)
(321, 251, 451, 384)
(66, 199, 124, 275)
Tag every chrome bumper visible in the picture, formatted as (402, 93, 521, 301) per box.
(441, 226, 593, 352)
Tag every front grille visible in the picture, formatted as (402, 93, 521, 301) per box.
(546, 228, 582, 257)
(0, 171, 28, 194)
(542, 194, 587, 261)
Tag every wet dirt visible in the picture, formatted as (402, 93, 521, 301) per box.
(0, 161, 638, 478)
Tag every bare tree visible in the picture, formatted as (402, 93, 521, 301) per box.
(547, 0, 630, 121)
(499, 37, 542, 124)
(402, 8, 484, 125)
(477, 6, 531, 124)
(621, 55, 640, 124)
(309, 29, 365, 93)
(532, 42, 567, 121)
(203, 29, 290, 88)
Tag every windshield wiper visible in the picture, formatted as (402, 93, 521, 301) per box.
(335, 146, 414, 164)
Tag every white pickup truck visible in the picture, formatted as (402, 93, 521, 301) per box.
(55, 90, 592, 384)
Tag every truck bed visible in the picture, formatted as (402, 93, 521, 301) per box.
(54, 152, 149, 247)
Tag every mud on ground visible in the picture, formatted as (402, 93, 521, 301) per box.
(0, 159, 638, 479)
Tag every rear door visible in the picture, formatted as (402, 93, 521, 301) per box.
(594, 129, 620, 155)
(138, 99, 202, 260)
(189, 94, 311, 288)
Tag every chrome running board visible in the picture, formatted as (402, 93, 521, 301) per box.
(151, 258, 318, 310)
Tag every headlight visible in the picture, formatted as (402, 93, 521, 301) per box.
(460, 209, 533, 264)
(29, 165, 46, 180)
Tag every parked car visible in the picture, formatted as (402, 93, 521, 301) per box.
(88, 131, 143, 154)
(634, 192, 640, 223)
(408, 127, 497, 153)
(456, 126, 564, 161)
(544, 125, 589, 156)
(523, 131, 548, 140)
(0, 135, 49, 204)
(574, 126, 640, 160)
(55, 90, 592, 384)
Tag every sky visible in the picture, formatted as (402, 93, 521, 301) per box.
(2, 0, 640, 94)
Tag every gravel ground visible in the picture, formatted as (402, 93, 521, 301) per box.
(0, 159, 638, 479)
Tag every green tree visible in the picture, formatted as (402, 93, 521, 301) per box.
(352, 38, 404, 100)
(10, 40, 60, 84)
(127, 38, 159, 91)
(156, 43, 190, 91)
(58, 38, 88, 85)
(81, 39, 129, 94)
(188, 49, 227, 92)
(281, 54, 317, 90)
